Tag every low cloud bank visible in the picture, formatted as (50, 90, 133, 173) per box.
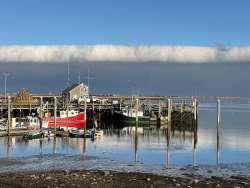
(0, 45, 250, 63)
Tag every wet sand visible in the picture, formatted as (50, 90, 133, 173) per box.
(0, 170, 249, 188)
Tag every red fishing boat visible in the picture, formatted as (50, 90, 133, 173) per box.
(43, 110, 85, 129)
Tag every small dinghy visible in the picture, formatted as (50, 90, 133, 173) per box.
(69, 129, 92, 138)
(23, 131, 44, 140)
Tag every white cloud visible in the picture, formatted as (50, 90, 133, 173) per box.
(0, 45, 250, 63)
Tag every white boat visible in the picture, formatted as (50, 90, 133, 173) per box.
(68, 128, 91, 138)
(12, 116, 40, 130)
(121, 107, 144, 118)
(93, 130, 104, 137)
(0, 119, 7, 131)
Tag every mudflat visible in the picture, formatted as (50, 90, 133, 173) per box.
(0, 170, 249, 188)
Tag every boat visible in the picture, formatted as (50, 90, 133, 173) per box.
(68, 128, 93, 138)
(0, 119, 7, 131)
(113, 106, 150, 127)
(93, 129, 104, 137)
(12, 116, 40, 130)
(42, 110, 85, 129)
(23, 131, 44, 140)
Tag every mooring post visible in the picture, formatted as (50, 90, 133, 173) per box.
(148, 100, 151, 116)
(158, 100, 161, 117)
(119, 99, 122, 111)
(53, 96, 57, 138)
(216, 98, 221, 166)
(98, 104, 101, 123)
(135, 98, 139, 163)
(7, 96, 11, 136)
(167, 98, 172, 132)
(83, 97, 87, 157)
(194, 98, 197, 121)
(166, 97, 172, 168)
(92, 99, 94, 119)
(180, 100, 184, 123)
(40, 97, 43, 130)
(135, 98, 139, 129)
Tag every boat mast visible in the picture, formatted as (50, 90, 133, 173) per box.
(67, 61, 70, 87)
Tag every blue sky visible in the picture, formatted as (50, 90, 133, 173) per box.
(1, 0, 250, 96)
(0, 0, 249, 45)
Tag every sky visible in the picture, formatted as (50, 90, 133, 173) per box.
(0, 0, 250, 45)
(0, 0, 250, 96)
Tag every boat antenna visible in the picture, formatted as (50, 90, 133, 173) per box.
(67, 61, 70, 87)
(78, 72, 81, 84)
(3, 72, 10, 101)
(85, 68, 94, 95)
(87, 68, 90, 91)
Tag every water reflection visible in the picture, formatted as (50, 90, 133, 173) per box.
(83, 137, 88, 160)
(52, 138, 56, 158)
(1, 103, 250, 172)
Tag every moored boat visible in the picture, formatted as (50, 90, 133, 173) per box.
(93, 129, 104, 137)
(42, 110, 85, 129)
(68, 128, 92, 138)
(113, 106, 150, 127)
(23, 131, 44, 140)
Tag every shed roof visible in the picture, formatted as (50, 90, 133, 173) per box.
(63, 83, 83, 93)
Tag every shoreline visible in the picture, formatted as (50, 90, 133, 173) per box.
(0, 169, 249, 188)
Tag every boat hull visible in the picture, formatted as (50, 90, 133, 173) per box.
(43, 113, 85, 129)
(113, 112, 150, 127)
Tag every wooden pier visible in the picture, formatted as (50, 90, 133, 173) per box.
(0, 89, 199, 136)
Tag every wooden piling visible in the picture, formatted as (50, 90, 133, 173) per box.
(158, 100, 162, 117)
(98, 104, 101, 123)
(7, 96, 11, 136)
(135, 98, 139, 128)
(92, 99, 95, 118)
(40, 97, 43, 130)
(83, 97, 87, 156)
(167, 98, 172, 131)
(53, 96, 57, 138)
(216, 98, 221, 166)
(135, 98, 139, 163)
(148, 100, 151, 116)
(166, 98, 172, 168)
(194, 98, 197, 121)
(119, 99, 122, 111)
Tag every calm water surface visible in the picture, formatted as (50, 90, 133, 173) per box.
(0, 101, 250, 176)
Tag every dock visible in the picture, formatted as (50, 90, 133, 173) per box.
(0, 87, 199, 137)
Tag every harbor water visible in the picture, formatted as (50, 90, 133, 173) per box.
(1, 100, 250, 177)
